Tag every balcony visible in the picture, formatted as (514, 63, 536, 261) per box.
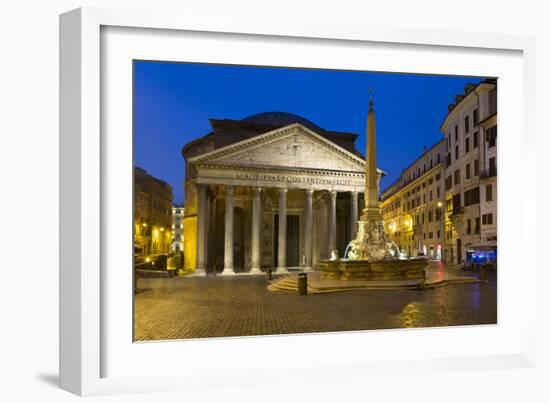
(480, 168, 497, 179)
(450, 206, 464, 217)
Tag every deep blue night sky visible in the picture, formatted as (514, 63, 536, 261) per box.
(134, 61, 484, 204)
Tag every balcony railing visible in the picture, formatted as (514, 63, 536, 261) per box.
(480, 168, 497, 179)
(451, 206, 464, 216)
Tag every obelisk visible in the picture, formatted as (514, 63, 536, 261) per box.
(361, 90, 382, 222)
(353, 90, 388, 261)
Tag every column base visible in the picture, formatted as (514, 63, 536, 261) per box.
(302, 266, 313, 272)
(221, 268, 236, 276)
(193, 269, 207, 277)
(276, 267, 288, 274)
(249, 267, 263, 275)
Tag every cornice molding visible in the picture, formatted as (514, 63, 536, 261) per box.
(440, 81, 496, 131)
(195, 162, 365, 179)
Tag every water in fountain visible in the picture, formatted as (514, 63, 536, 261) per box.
(343, 241, 353, 260)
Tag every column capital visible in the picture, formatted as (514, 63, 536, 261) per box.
(329, 189, 338, 200)
(196, 183, 207, 192)
(278, 188, 288, 195)
(225, 185, 235, 196)
(304, 189, 314, 197)
(252, 187, 263, 196)
(350, 190, 359, 198)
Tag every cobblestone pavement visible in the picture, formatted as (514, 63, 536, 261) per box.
(134, 264, 496, 341)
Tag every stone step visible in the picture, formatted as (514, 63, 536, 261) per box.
(269, 282, 298, 291)
(267, 283, 301, 292)
(267, 273, 480, 294)
(271, 279, 296, 286)
(136, 269, 174, 278)
(427, 278, 479, 288)
(277, 280, 298, 288)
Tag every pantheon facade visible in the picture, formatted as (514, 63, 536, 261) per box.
(181, 112, 383, 275)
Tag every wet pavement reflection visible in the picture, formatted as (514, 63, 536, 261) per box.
(134, 268, 497, 341)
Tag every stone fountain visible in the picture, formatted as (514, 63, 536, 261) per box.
(319, 92, 429, 282)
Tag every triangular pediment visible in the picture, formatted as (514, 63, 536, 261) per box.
(189, 124, 366, 173)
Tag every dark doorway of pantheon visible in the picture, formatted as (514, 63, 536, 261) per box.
(274, 214, 300, 268)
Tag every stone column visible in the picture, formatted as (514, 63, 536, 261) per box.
(303, 189, 314, 271)
(250, 187, 262, 274)
(277, 188, 288, 273)
(195, 184, 207, 276)
(350, 191, 358, 241)
(328, 190, 337, 256)
(222, 186, 235, 275)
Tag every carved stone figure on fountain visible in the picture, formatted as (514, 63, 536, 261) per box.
(346, 222, 366, 260)
(347, 220, 391, 261)
(366, 220, 389, 260)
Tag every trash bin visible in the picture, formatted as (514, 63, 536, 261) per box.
(298, 273, 308, 295)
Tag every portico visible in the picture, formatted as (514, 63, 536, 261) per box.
(194, 186, 366, 275)
(182, 116, 384, 275)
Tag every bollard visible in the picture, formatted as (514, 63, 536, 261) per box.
(480, 266, 488, 282)
(298, 273, 308, 295)
(267, 269, 272, 281)
(417, 270, 426, 290)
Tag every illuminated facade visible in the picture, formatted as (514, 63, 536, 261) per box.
(181, 112, 386, 275)
(134, 167, 173, 255)
(172, 205, 185, 252)
(442, 79, 497, 264)
(381, 141, 445, 259)
(381, 79, 497, 265)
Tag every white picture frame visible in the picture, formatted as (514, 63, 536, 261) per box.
(60, 6, 537, 396)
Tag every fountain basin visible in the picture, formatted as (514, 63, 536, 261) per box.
(319, 258, 428, 281)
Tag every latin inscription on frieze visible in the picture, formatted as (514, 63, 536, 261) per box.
(235, 173, 354, 186)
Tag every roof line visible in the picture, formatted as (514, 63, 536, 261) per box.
(399, 138, 444, 175)
(181, 132, 213, 157)
(380, 138, 444, 196)
(440, 78, 497, 131)
(209, 117, 359, 138)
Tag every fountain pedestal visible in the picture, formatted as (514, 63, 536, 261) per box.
(320, 258, 428, 281)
